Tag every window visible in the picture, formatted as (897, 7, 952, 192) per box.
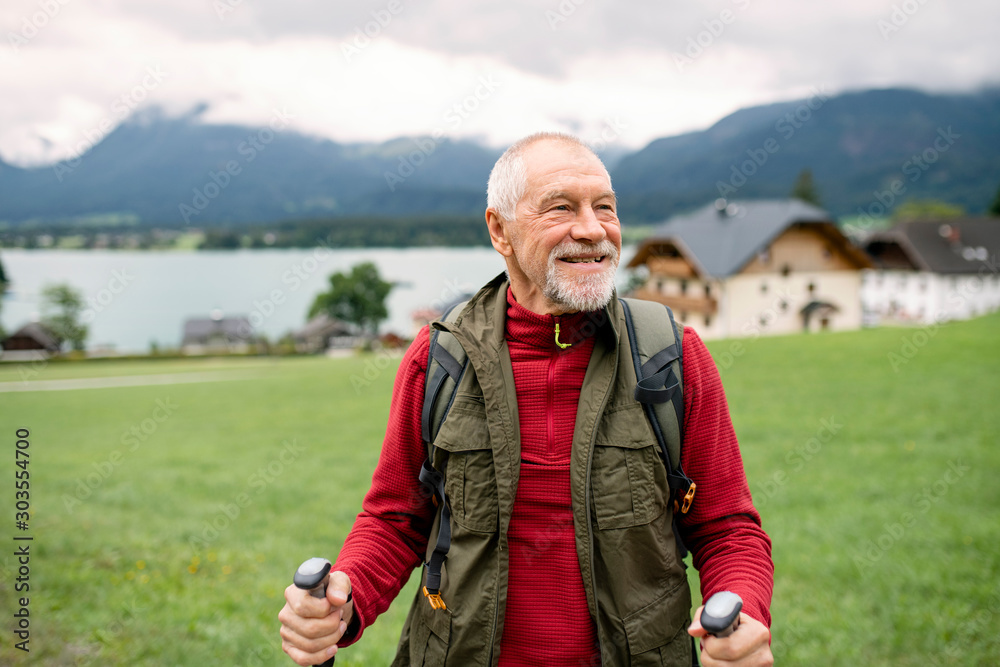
(680, 279, 688, 296)
(656, 279, 664, 293)
(781, 264, 791, 278)
(704, 315, 712, 327)
(780, 300, 789, 313)
(704, 284, 712, 298)
(760, 282, 768, 295)
(808, 282, 816, 294)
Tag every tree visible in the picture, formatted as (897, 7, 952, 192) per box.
(892, 199, 964, 221)
(989, 181, 1000, 217)
(41, 283, 88, 352)
(308, 262, 393, 336)
(790, 168, 821, 207)
(0, 254, 8, 339)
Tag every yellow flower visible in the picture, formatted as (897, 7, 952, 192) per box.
(207, 552, 217, 563)
(140, 574, 150, 584)
(222, 565, 232, 575)
(136, 560, 146, 570)
(188, 565, 198, 574)
(125, 571, 135, 581)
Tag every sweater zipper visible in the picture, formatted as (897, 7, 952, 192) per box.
(585, 353, 617, 664)
(547, 348, 558, 450)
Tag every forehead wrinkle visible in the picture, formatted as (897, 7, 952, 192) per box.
(534, 188, 617, 209)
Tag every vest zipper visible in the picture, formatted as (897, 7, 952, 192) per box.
(487, 556, 501, 666)
(584, 353, 617, 664)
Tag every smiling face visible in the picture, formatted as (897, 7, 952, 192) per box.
(486, 138, 622, 315)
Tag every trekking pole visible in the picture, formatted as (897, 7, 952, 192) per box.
(701, 591, 743, 638)
(293, 557, 336, 667)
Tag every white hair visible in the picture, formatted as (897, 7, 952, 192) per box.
(486, 132, 610, 223)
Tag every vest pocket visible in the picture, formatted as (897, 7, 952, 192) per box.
(410, 604, 452, 667)
(433, 398, 499, 534)
(591, 405, 666, 530)
(622, 580, 693, 665)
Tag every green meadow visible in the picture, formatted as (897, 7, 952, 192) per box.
(1, 313, 998, 665)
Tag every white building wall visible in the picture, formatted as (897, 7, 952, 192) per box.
(861, 269, 1000, 325)
(861, 270, 934, 324)
(716, 271, 863, 340)
(653, 277, 726, 340)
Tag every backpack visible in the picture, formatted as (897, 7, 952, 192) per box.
(417, 297, 696, 610)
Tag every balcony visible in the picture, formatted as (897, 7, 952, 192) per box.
(630, 288, 718, 315)
(646, 256, 696, 278)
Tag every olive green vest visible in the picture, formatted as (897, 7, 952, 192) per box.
(393, 275, 692, 666)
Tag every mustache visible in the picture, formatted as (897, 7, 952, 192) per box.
(549, 240, 620, 262)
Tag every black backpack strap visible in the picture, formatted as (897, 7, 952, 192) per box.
(619, 298, 696, 556)
(418, 459, 451, 610)
(418, 301, 469, 610)
(421, 334, 465, 444)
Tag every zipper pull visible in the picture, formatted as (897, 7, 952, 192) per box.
(554, 322, 572, 349)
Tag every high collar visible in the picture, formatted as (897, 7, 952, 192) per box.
(504, 287, 604, 350)
(434, 273, 623, 357)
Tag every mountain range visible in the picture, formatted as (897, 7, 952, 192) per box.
(1, 88, 998, 228)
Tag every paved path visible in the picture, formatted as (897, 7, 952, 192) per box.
(0, 369, 266, 393)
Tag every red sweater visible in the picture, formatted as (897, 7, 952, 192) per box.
(334, 291, 773, 663)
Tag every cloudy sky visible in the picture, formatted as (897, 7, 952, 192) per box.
(1, 0, 997, 166)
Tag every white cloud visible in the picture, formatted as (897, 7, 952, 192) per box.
(1, 0, 997, 166)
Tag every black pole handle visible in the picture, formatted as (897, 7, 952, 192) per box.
(701, 591, 743, 638)
(293, 557, 335, 667)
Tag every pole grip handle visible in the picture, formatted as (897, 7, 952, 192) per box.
(701, 591, 743, 638)
(294, 558, 336, 667)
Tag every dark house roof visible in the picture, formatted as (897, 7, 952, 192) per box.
(293, 313, 356, 340)
(864, 218, 1000, 274)
(629, 199, 871, 278)
(182, 316, 253, 344)
(1, 322, 62, 352)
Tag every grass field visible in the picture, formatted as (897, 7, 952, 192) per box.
(1, 313, 998, 665)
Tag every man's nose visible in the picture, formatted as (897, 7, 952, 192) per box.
(570, 205, 607, 243)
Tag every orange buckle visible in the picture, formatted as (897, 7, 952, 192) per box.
(680, 483, 696, 514)
(423, 586, 447, 611)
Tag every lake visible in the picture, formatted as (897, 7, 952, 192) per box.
(0, 248, 508, 353)
(0, 247, 634, 353)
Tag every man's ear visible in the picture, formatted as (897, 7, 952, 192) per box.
(486, 208, 513, 257)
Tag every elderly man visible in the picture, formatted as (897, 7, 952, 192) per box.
(279, 133, 774, 666)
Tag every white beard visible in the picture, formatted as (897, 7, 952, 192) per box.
(541, 239, 620, 312)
